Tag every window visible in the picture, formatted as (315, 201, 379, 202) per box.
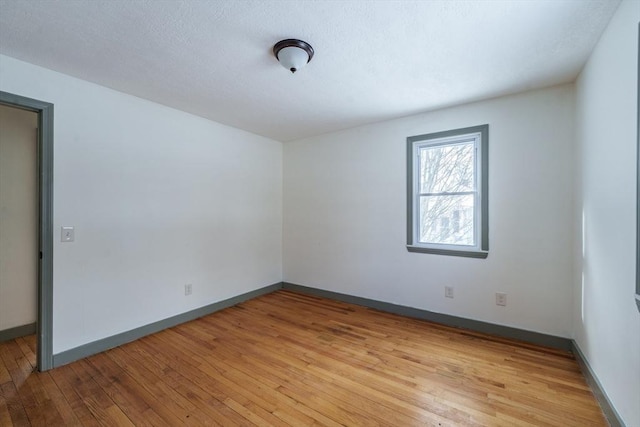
(406, 125, 488, 258)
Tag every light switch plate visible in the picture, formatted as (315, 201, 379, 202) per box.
(61, 226, 75, 242)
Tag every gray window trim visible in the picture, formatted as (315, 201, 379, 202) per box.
(0, 91, 54, 371)
(406, 124, 489, 259)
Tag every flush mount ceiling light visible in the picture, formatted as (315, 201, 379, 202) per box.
(273, 39, 314, 74)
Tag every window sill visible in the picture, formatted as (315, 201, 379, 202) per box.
(406, 245, 488, 259)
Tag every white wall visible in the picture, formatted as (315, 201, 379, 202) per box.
(574, 1, 640, 425)
(0, 105, 37, 331)
(0, 54, 283, 354)
(284, 84, 575, 338)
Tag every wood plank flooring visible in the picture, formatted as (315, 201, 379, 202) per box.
(0, 290, 606, 426)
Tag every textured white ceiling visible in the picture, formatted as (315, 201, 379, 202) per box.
(0, 0, 621, 141)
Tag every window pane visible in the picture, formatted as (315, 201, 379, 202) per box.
(419, 142, 474, 193)
(419, 194, 475, 245)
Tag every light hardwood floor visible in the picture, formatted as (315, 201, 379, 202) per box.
(1, 290, 606, 426)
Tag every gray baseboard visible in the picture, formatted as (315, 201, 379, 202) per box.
(282, 282, 572, 351)
(52, 280, 571, 363)
(571, 341, 624, 427)
(0, 323, 36, 343)
(52, 283, 282, 368)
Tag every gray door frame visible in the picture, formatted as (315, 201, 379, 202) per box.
(636, 23, 640, 312)
(0, 91, 54, 371)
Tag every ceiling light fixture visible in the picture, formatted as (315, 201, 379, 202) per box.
(273, 39, 314, 74)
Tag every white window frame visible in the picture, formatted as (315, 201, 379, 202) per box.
(406, 125, 489, 258)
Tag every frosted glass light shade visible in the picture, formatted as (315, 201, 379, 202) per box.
(277, 46, 309, 73)
(273, 39, 314, 74)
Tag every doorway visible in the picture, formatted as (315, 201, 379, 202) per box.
(0, 91, 53, 371)
(0, 104, 37, 346)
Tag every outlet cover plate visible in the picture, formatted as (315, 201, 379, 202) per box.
(445, 286, 454, 298)
(496, 292, 507, 306)
(61, 226, 74, 242)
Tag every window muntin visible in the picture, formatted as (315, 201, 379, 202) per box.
(407, 125, 488, 258)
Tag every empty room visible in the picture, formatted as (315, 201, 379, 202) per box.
(0, 0, 638, 426)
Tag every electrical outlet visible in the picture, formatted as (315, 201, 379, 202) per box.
(496, 292, 507, 306)
(445, 286, 454, 298)
(185, 284, 192, 296)
(61, 226, 75, 242)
